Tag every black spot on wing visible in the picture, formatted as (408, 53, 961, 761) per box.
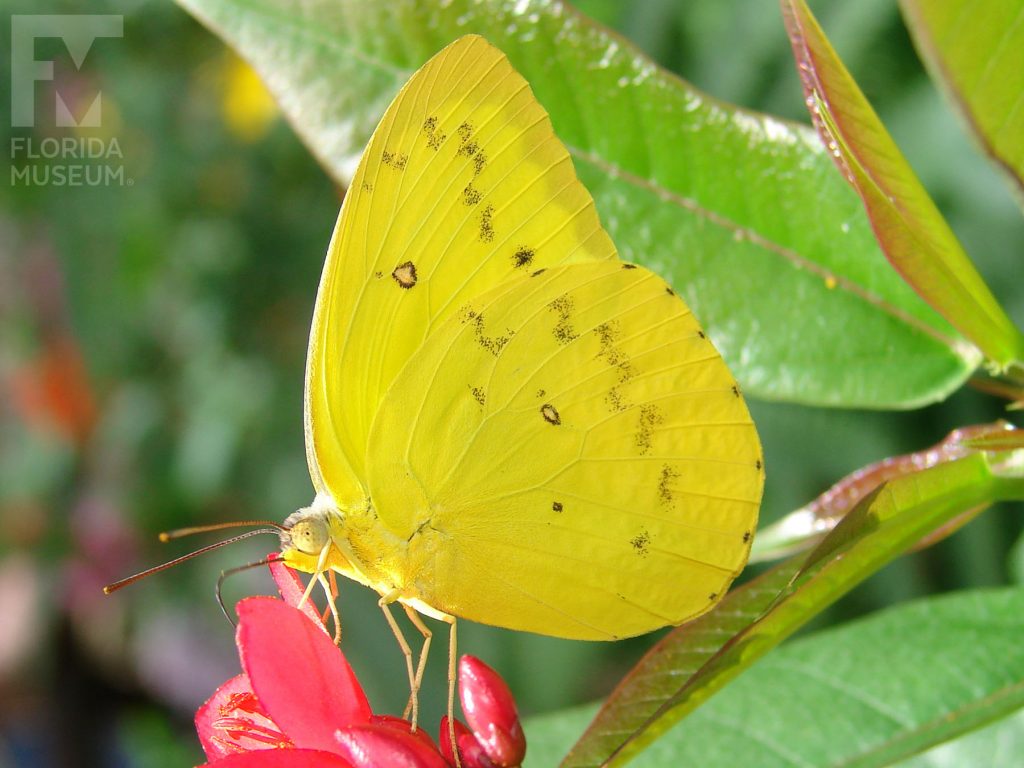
(540, 403, 561, 425)
(512, 246, 535, 269)
(548, 295, 578, 344)
(457, 121, 488, 176)
(666, 285, 675, 296)
(479, 204, 495, 242)
(732, 384, 741, 397)
(635, 404, 664, 455)
(596, 321, 636, 385)
(531, 268, 547, 278)
(463, 183, 482, 206)
(361, 181, 374, 193)
(697, 330, 706, 339)
(391, 261, 417, 289)
(535, 388, 546, 398)
(552, 501, 563, 513)
(743, 531, 752, 543)
(630, 529, 650, 556)
(605, 387, 628, 413)
(381, 150, 408, 170)
(658, 463, 680, 508)
(470, 313, 513, 356)
(422, 116, 446, 150)
(755, 458, 763, 471)
(708, 592, 718, 602)
(621, 263, 637, 270)
(470, 386, 485, 406)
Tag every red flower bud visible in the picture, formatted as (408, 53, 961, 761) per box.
(371, 714, 442, 753)
(439, 716, 496, 768)
(334, 723, 450, 768)
(457, 656, 525, 767)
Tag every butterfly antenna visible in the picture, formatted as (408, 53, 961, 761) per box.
(159, 519, 285, 541)
(103, 527, 282, 594)
(216, 557, 273, 627)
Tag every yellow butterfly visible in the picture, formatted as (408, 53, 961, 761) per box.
(281, 32, 762, 705)
(107, 34, 762, 727)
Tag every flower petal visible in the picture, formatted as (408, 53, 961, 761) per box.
(195, 673, 291, 760)
(334, 723, 450, 768)
(268, 556, 325, 629)
(237, 597, 372, 752)
(371, 714, 441, 753)
(199, 747, 355, 767)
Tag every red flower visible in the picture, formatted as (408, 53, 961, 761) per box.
(195, 560, 524, 767)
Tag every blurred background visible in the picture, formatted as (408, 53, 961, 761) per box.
(1, 0, 1022, 765)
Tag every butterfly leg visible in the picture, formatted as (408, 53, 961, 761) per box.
(317, 572, 342, 644)
(401, 605, 435, 721)
(444, 616, 459, 767)
(379, 594, 422, 727)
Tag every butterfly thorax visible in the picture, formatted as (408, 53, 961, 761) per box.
(279, 493, 414, 597)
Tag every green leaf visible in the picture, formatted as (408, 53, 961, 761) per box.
(562, 453, 1024, 766)
(629, 587, 1024, 767)
(900, 0, 1024, 203)
(900, 708, 1024, 767)
(527, 589, 1024, 768)
(782, 0, 1024, 369)
(751, 421, 1016, 563)
(562, 559, 802, 767)
(174, 0, 978, 408)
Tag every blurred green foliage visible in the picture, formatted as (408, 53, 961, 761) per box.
(0, 1, 1021, 766)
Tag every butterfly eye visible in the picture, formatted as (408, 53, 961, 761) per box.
(287, 517, 329, 555)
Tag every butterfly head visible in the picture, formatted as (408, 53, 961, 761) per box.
(281, 507, 330, 556)
(278, 497, 350, 576)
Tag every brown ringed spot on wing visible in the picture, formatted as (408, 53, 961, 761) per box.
(658, 463, 680, 508)
(512, 246, 535, 269)
(479, 204, 495, 243)
(548, 295, 579, 345)
(471, 313, 513, 356)
(422, 116, 446, 150)
(622, 263, 637, 270)
(540, 403, 561, 425)
(391, 261, 418, 289)
(381, 150, 408, 171)
(470, 386, 485, 406)
(552, 501, 563, 513)
(463, 183, 482, 206)
(361, 181, 374, 193)
(635, 403, 664, 455)
(630, 529, 650, 556)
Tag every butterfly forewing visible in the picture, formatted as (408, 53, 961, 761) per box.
(366, 262, 763, 639)
(305, 35, 616, 506)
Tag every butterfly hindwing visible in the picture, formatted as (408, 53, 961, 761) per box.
(305, 35, 616, 507)
(366, 262, 763, 639)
